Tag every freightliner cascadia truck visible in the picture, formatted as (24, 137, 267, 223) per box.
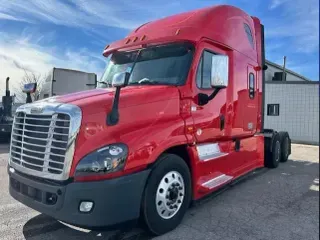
(8, 5, 291, 235)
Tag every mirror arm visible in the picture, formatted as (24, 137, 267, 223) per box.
(208, 88, 221, 101)
(107, 87, 121, 126)
(198, 88, 221, 106)
(26, 93, 32, 103)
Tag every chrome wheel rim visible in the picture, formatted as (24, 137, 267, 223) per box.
(155, 171, 185, 219)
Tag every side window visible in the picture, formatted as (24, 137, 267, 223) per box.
(244, 23, 254, 49)
(196, 51, 229, 89)
(196, 51, 213, 89)
(267, 104, 280, 116)
(249, 73, 255, 99)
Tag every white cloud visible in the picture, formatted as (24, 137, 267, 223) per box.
(269, 0, 289, 9)
(0, 0, 153, 30)
(0, 0, 188, 99)
(0, 0, 188, 32)
(266, 0, 319, 54)
(0, 12, 30, 22)
(0, 31, 106, 100)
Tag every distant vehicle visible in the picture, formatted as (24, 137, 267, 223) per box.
(39, 68, 97, 99)
(0, 77, 14, 142)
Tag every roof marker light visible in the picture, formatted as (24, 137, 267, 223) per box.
(125, 38, 131, 44)
(141, 35, 146, 41)
(175, 29, 180, 35)
(133, 36, 138, 42)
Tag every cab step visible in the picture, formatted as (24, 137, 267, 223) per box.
(197, 173, 233, 193)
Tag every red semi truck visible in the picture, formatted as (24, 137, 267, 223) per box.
(8, 5, 291, 235)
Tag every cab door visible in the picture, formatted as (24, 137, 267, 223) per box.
(191, 42, 228, 144)
(189, 41, 241, 179)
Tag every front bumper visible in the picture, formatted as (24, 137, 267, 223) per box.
(8, 166, 150, 229)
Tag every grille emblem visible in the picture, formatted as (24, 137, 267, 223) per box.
(30, 106, 44, 114)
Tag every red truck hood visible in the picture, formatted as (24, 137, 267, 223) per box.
(51, 88, 109, 103)
(40, 85, 180, 109)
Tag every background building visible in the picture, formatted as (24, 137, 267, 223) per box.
(264, 60, 319, 145)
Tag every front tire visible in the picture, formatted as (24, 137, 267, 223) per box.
(141, 154, 191, 235)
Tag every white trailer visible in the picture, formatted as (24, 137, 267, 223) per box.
(40, 68, 97, 99)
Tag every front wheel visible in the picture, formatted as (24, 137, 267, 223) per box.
(141, 154, 191, 235)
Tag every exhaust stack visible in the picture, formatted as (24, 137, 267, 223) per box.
(5, 77, 10, 97)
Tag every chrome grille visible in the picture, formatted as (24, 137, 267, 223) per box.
(11, 112, 70, 175)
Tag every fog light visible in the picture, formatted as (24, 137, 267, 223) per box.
(79, 201, 93, 212)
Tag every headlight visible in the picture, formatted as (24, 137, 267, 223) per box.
(75, 143, 128, 176)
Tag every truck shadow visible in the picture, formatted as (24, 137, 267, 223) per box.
(22, 214, 152, 240)
(22, 158, 319, 240)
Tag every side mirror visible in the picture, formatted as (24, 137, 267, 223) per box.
(112, 72, 130, 88)
(23, 83, 37, 93)
(210, 55, 228, 89)
(107, 72, 130, 126)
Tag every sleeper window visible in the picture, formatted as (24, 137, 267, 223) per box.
(244, 23, 254, 49)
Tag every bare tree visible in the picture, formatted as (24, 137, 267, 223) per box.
(14, 69, 46, 103)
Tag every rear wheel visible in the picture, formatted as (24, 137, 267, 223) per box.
(141, 154, 191, 235)
(279, 132, 290, 162)
(265, 133, 281, 168)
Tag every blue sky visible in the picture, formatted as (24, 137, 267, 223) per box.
(0, 0, 319, 92)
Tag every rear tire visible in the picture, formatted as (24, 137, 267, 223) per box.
(141, 154, 191, 235)
(265, 133, 281, 168)
(279, 132, 290, 162)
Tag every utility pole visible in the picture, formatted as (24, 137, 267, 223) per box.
(282, 56, 286, 81)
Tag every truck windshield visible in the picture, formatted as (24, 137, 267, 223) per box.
(97, 43, 194, 87)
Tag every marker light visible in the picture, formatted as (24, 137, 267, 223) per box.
(141, 35, 146, 41)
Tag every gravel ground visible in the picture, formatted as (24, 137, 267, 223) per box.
(0, 143, 318, 240)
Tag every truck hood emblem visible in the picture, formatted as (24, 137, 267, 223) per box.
(30, 106, 44, 114)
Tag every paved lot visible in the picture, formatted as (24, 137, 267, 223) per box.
(0, 144, 319, 240)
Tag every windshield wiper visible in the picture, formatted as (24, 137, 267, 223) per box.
(129, 79, 161, 85)
(97, 81, 112, 87)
